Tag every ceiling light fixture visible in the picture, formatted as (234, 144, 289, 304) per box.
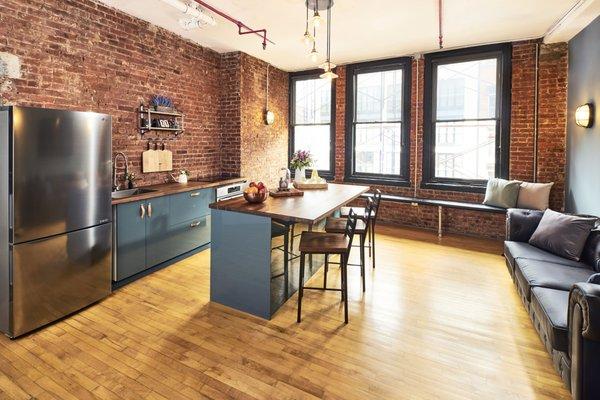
(319, 1, 337, 80)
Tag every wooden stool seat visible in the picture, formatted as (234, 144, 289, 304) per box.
(325, 217, 366, 234)
(298, 232, 349, 254)
(340, 206, 375, 219)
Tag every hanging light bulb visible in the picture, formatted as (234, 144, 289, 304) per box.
(309, 42, 319, 63)
(301, 1, 314, 47)
(320, 2, 337, 80)
(302, 31, 314, 47)
(319, 61, 336, 71)
(312, 9, 323, 29)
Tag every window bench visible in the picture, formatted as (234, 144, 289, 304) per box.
(360, 193, 507, 237)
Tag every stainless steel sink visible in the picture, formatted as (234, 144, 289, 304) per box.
(111, 188, 157, 199)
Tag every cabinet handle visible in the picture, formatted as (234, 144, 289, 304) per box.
(147, 203, 152, 218)
(190, 192, 200, 197)
(140, 204, 146, 219)
(190, 221, 201, 228)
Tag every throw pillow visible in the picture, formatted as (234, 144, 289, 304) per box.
(517, 182, 554, 210)
(529, 209, 597, 261)
(483, 178, 521, 208)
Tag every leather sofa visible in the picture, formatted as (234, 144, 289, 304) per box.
(505, 209, 600, 400)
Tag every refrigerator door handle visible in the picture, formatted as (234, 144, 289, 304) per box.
(147, 203, 152, 218)
(140, 204, 146, 219)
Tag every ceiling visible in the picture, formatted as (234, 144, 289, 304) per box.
(97, 0, 595, 72)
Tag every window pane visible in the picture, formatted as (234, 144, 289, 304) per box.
(436, 58, 497, 120)
(434, 120, 496, 179)
(356, 69, 402, 122)
(294, 125, 330, 171)
(354, 123, 401, 175)
(294, 78, 331, 124)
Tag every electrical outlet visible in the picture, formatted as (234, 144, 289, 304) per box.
(411, 202, 419, 207)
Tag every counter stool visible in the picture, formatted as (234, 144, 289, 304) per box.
(340, 189, 382, 268)
(271, 221, 290, 295)
(297, 210, 358, 324)
(324, 197, 374, 292)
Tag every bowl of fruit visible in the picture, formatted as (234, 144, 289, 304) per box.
(243, 181, 268, 204)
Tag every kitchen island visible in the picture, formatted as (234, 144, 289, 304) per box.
(209, 183, 369, 319)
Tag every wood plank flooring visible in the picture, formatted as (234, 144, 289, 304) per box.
(0, 225, 571, 399)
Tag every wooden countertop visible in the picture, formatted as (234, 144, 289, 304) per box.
(111, 178, 247, 205)
(209, 183, 370, 224)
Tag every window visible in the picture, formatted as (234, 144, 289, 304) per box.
(289, 71, 335, 178)
(422, 43, 511, 192)
(345, 58, 411, 185)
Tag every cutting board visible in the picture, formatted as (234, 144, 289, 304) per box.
(142, 144, 173, 173)
(142, 148, 160, 173)
(269, 188, 304, 197)
(293, 181, 328, 190)
(158, 147, 173, 172)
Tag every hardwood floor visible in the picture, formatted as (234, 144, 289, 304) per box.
(0, 225, 571, 399)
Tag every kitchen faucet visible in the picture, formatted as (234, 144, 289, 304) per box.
(113, 152, 129, 191)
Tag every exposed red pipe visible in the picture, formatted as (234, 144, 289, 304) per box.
(192, 0, 274, 49)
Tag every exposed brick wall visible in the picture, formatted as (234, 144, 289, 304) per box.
(219, 52, 242, 178)
(334, 40, 568, 239)
(0, 0, 225, 187)
(537, 43, 568, 210)
(239, 54, 289, 188)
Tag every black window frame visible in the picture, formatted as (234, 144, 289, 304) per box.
(288, 69, 336, 180)
(421, 43, 512, 193)
(344, 57, 412, 186)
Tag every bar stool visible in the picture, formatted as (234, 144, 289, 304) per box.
(340, 189, 382, 268)
(297, 210, 358, 324)
(324, 197, 374, 292)
(271, 221, 290, 295)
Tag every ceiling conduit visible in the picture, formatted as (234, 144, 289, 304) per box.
(192, 0, 275, 49)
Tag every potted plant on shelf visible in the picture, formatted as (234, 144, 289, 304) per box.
(290, 150, 313, 183)
(151, 95, 175, 113)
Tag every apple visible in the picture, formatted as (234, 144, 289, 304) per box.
(249, 181, 257, 188)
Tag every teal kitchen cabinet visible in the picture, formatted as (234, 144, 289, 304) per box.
(114, 188, 214, 283)
(115, 200, 147, 281)
(145, 196, 171, 268)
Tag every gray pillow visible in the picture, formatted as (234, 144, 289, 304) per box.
(483, 178, 521, 208)
(529, 209, 597, 261)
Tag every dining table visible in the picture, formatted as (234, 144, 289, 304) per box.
(209, 183, 370, 319)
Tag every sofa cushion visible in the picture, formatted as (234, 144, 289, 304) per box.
(530, 287, 569, 352)
(515, 259, 594, 300)
(529, 209, 597, 261)
(504, 241, 587, 272)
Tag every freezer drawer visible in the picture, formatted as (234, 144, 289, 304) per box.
(10, 223, 112, 337)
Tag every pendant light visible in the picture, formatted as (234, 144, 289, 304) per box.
(264, 64, 275, 125)
(301, 1, 314, 47)
(312, 0, 323, 28)
(308, 26, 319, 63)
(319, 2, 337, 80)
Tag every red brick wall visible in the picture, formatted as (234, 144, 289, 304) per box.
(219, 52, 243, 178)
(239, 54, 289, 188)
(334, 40, 568, 239)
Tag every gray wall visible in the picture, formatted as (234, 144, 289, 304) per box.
(565, 16, 600, 215)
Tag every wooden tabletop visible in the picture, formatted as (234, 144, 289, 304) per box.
(111, 178, 246, 205)
(209, 183, 370, 223)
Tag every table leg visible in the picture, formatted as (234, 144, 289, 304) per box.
(308, 222, 313, 268)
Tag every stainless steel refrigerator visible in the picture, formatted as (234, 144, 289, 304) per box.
(0, 106, 112, 338)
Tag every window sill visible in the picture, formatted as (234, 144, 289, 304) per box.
(344, 176, 411, 187)
(420, 181, 486, 194)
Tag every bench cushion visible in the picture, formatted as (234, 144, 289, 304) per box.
(504, 241, 588, 273)
(530, 287, 569, 352)
(515, 259, 593, 300)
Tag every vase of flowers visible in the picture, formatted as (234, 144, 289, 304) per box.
(290, 150, 313, 183)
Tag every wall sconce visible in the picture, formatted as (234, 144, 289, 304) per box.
(575, 103, 594, 128)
